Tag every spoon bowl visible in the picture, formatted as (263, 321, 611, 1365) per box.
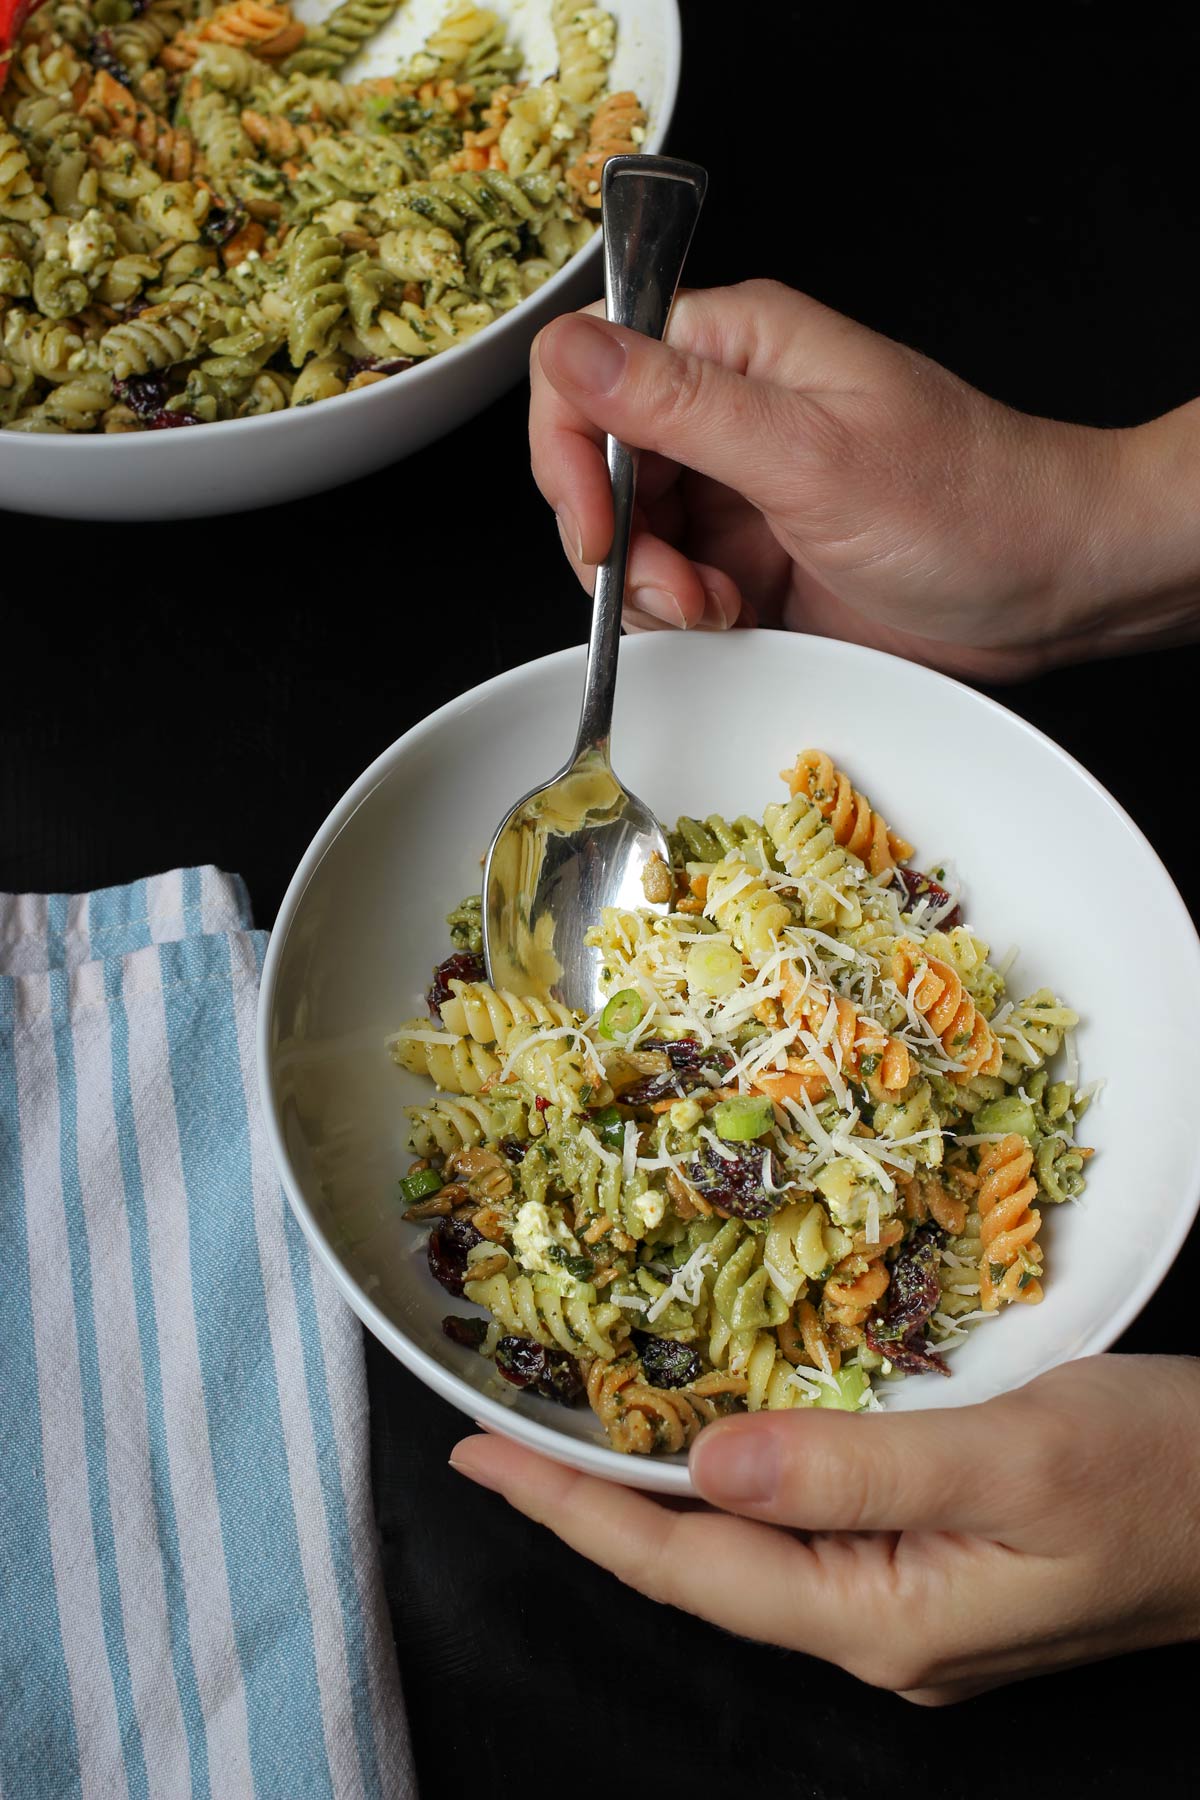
(482, 155, 707, 1013)
(482, 745, 669, 1014)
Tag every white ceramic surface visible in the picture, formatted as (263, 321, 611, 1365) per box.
(0, 0, 680, 520)
(258, 630, 1200, 1495)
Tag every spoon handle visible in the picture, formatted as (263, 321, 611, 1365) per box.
(570, 154, 708, 764)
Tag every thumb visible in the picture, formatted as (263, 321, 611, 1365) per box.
(535, 309, 836, 516)
(689, 1390, 1041, 1539)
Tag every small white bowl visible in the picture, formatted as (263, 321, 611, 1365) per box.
(0, 0, 679, 520)
(258, 631, 1200, 1494)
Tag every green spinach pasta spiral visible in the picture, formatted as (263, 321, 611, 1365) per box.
(282, 0, 404, 78)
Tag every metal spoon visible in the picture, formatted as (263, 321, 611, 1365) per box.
(482, 153, 707, 1014)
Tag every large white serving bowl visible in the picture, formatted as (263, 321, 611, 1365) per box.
(0, 0, 679, 520)
(258, 630, 1200, 1494)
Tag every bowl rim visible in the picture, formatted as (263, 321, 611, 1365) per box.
(257, 631, 1200, 1493)
(0, 0, 682, 458)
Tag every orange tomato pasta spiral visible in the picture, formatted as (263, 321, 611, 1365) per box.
(892, 938, 1002, 1080)
(782, 749, 914, 876)
(778, 1298, 841, 1374)
(83, 71, 196, 180)
(820, 1219, 903, 1345)
(161, 2, 304, 69)
(779, 959, 912, 1093)
(897, 1164, 974, 1236)
(584, 1358, 745, 1455)
(567, 90, 647, 209)
(977, 1134, 1043, 1309)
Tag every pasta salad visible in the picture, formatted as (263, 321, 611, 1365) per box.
(0, 1, 643, 431)
(391, 751, 1095, 1457)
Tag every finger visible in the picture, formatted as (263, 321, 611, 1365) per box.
(557, 518, 742, 630)
(535, 303, 855, 520)
(689, 1396, 1032, 1539)
(448, 1434, 867, 1658)
(530, 306, 617, 567)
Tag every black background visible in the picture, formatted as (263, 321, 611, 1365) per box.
(3, 6, 1198, 1798)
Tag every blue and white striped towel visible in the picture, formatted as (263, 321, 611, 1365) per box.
(0, 869, 414, 1800)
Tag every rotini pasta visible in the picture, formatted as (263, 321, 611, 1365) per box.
(977, 1133, 1043, 1308)
(393, 749, 1095, 1453)
(1, 0, 644, 431)
(782, 749, 914, 876)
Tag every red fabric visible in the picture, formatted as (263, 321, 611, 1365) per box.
(1, 0, 49, 91)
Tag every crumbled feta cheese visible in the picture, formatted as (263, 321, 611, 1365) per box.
(512, 1200, 581, 1276)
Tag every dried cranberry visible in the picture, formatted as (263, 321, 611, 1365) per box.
(633, 1333, 701, 1388)
(865, 1226, 949, 1376)
(494, 1335, 584, 1406)
(202, 204, 247, 248)
(112, 373, 168, 419)
(442, 1314, 488, 1351)
(640, 1038, 733, 1077)
(895, 866, 961, 929)
(500, 1137, 527, 1163)
(426, 1216, 483, 1296)
(88, 30, 134, 87)
(146, 409, 201, 429)
(622, 1039, 733, 1106)
(426, 951, 485, 1020)
(687, 1140, 779, 1221)
(617, 1070, 685, 1106)
(534, 1096, 550, 1114)
(347, 354, 415, 377)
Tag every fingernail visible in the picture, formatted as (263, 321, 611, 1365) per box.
(552, 316, 626, 395)
(449, 1449, 501, 1493)
(704, 588, 735, 630)
(631, 586, 687, 628)
(556, 505, 584, 563)
(691, 1427, 779, 1506)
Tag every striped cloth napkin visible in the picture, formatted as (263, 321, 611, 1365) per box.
(0, 869, 414, 1800)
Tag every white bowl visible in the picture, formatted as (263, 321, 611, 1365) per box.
(0, 0, 680, 520)
(257, 630, 1200, 1494)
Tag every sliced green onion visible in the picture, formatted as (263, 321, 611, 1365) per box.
(599, 988, 645, 1040)
(685, 939, 743, 1000)
(712, 1095, 775, 1141)
(590, 1104, 626, 1151)
(974, 1096, 1037, 1141)
(399, 1168, 443, 1206)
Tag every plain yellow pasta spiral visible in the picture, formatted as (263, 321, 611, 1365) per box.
(438, 978, 577, 1048)
(391, 1025, 500, 1094)
(705, 857, 791, 965)
(464, 1269, 629, 1358)
(762, 794, 861, 926)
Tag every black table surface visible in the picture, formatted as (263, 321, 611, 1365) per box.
(4, 8, 1198, 1798)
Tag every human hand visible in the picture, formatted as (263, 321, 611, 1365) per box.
(529, 281, 1200, 678)
(450, 1355, 1200, 1703)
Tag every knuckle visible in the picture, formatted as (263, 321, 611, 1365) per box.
(652, 346, 709, 430)
(852, 1648, 933, 1695)
(737, 276, 792, 310)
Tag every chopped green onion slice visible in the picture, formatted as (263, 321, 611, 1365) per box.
(399, 1168, 443, 1206)
(599, 989, 645, 1039)
(712, 1096, 775, 1141)
(590, 1104, 625, 1150)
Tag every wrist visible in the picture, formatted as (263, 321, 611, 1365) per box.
(1043, 403, 1200, 660)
